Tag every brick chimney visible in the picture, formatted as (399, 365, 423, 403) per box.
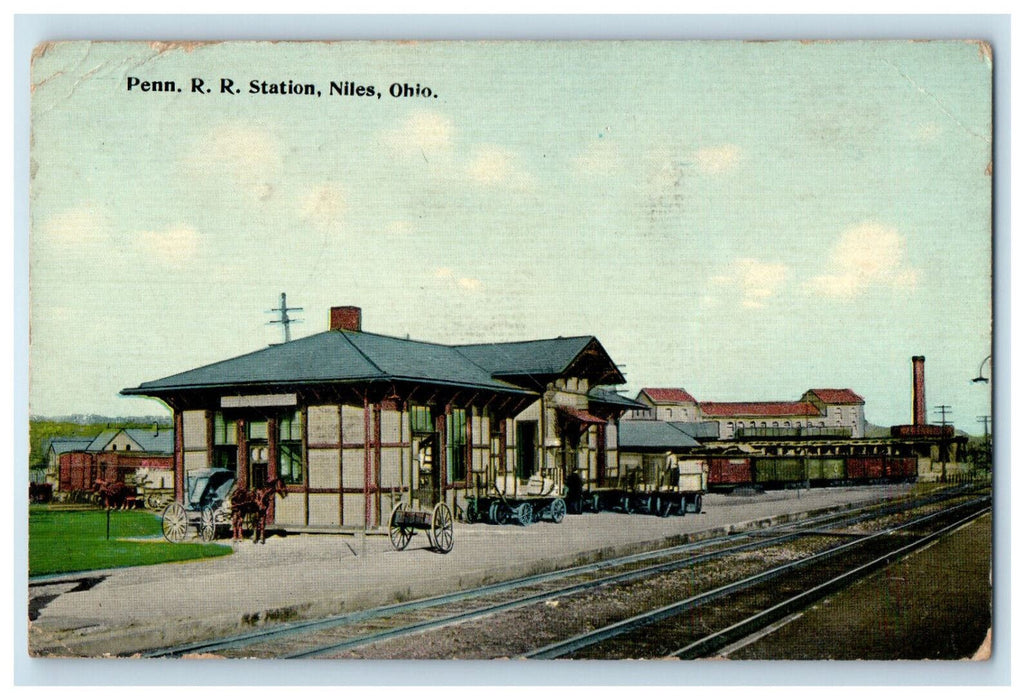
(329, 306, 362, 332)
(912, 355, 926, 425)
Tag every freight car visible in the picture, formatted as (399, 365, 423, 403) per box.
(704, 452, 917, 492)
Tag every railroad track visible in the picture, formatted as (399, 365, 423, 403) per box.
(140, 485, 984, 659)
(526, 497, 990, 659)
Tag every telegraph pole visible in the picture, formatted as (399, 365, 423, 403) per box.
(266, 293, 303, 344)
(934, 404, 953, 480)
(977, 415, 992, 470)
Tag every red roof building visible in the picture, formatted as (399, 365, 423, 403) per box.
(802, 389, 865, 405)
(627, 388, 700, 422)
(639, 388, 697, 404)
(698, 401, 821, 417)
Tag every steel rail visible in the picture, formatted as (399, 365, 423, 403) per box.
(140, 485, 977, 658)
(673, 506, 991, 659)
(524, 496, 989, 659)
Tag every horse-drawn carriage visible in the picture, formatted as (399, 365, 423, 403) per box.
(160, 468, 236, 542)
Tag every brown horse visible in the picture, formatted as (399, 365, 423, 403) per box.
(93, 479, 135, 510)
(230, 479, 286, 544)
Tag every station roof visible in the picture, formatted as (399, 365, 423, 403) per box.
(588, 387, 647, 410)
(456, 336, 624, 386)
(123, 330, 624, 399)
(618, 421, 703, 450)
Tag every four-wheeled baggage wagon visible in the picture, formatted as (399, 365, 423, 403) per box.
(464, 472, 568, 526)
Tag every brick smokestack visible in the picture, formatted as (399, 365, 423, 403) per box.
(329, 306, 362, 332)
(912, 355, 926, 426)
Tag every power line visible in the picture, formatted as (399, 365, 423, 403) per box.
(266, 292, 303, 344)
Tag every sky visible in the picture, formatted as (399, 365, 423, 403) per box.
(28, 40, 993, 431)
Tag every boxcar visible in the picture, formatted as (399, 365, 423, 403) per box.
(706, 457, 752, 489)
(846, 456, 885, 481)
(884, 456, 917, 481)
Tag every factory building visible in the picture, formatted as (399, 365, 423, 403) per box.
(122, 306, 640, 530)
(625, 385, 865, 440)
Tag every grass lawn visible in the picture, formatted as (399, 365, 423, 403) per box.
(29, 506, 232, 577)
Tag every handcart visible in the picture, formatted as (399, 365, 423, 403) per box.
(388, 501, 454, 554)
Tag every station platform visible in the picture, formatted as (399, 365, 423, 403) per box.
(29, 483, 918, 657)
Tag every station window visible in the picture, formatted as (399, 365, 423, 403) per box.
(213, 411, 237, 472)
(410, 405, 434, 434)
(447, 409, 468, 482)
(278, 410, 303, 485)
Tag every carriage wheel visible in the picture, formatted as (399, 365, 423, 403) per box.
(489, 501, 507, 525)
(621, 496, 632, 514)
(693, 494, 703, 514)
(431, 503, 454, 553)
(161, 502, 188, 543)
(388, 502, 413, 551)
(549, 497, 566, 524)
(515, 502, 534, 527)
(464, 505, 477, 524)
(678, 494, 688, 516)
(200, 506, 217, 542)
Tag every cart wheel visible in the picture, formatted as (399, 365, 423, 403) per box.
(161, 502, 188, 543)
(678, 494, 688, 516)
(431, 503, 454, 553)
(649, 495, 661, 515)
(489, 501, 507, 525)
(621, 496, 632, 514)
(693, 494, 703, 514)
(591, 493, 601, 513)
(465, 504, 478, 523)
(200, 506, 217, 542)
(515, 502, 533, 527)
(389, 502, 413, 551)
(549, 497, 566, 524)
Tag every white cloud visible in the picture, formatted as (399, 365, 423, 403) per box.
(710, 258, 789, 309)
(384, 110, 454, 158)
(187, 123, 283, 200)
(808, 223, 921, 298)
(693, 144, 742, 174)
(299, 182, 349, 233)
(466, 145, 533, 190)
(136, 225, 201, 267)
(36, 204, 110, 246)
(433, 267, 484, 293)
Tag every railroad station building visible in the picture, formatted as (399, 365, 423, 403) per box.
(122, 306, 641, 530)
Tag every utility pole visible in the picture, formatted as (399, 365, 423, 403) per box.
(977, 415, 992, 470)
(266, 292, 303, 344)
(934, 404, 953, 480)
